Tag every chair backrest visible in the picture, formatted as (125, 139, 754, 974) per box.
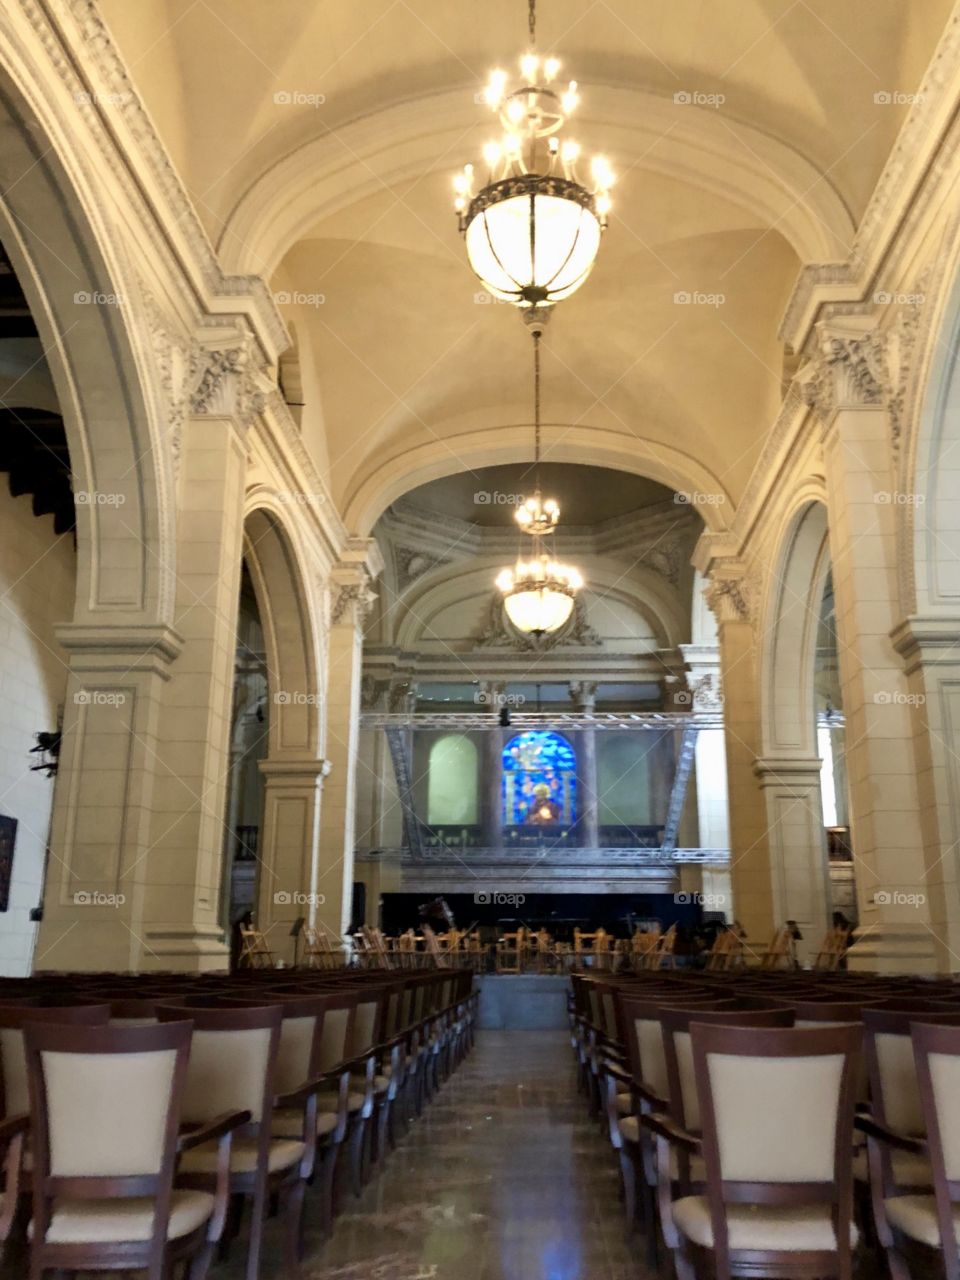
(912, 1020, 960, 1273)
(661, 1006, 795, 1132)
(25, 1019, 194, 1271)
(691, 1022, 859, 1272)
(863, 1008, 960, 1135)
(269, 993, 338, 1095)
(347, 987, 385, 1059)
(313, 993, 357, 1072)
(0, 1003, 110, 1116)
(157, 1003, 281, 1127)
(617, 993, 734, 1098)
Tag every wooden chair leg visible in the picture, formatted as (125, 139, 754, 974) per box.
(283, 1177, 306, 1271)
(246, 1179, 268, 1280)
(315, 1142, 339, 1239)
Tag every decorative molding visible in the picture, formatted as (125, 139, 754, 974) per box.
(799, 320, 889, 418)
(360, 674, 390, 710)
(703, 565, 756, 627)
(394, 544, 451, 590)
(331, 574, 378, 625)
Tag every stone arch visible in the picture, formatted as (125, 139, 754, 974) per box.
(756, 497, 833, 957)
(0, 73, 173, 626)
(242, 502, 322, 757)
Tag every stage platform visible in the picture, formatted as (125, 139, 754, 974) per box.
(476, 974, 569, 1030)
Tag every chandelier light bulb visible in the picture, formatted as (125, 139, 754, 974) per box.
(520, 53, 540, 82)
(544, 56, 561, 82)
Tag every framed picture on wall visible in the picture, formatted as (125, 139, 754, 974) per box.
(0, 815, 17, 912)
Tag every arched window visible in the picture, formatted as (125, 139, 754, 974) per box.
(502, 730, 577, 825)
(427, 734, 479, 825)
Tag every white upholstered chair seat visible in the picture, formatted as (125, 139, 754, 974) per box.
(885, 1194, 960, 1246)
(271, 1108, 340, 1141)
(30, 1190, 214, 1244)
(179, 1137, 305, 1175)
(673, 1197, 860, 1251)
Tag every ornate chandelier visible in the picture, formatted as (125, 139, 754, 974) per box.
(454, 0, 613, 309)
(496, 326, 584, 636)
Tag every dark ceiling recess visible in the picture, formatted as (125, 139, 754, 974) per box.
(0, 242, 75, 535)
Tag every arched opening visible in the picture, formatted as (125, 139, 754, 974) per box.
(426, 734, 479, 826)
(814, 571, 856, 926)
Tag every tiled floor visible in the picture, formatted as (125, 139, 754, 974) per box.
(264, 1029, 642, 1280)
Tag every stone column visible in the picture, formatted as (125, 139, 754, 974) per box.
(803, 318, 935, 971)
(479, 681, 506, 847)
(136, 347, 254, 969)
(703, 562, 775, 952)
(569, 681, 599, 847)
(752, 757, 831, 965)
(255, 757, 329, 964)
(312, 559, 377, 946)
(680, 643, 732, 919)
(34, 625, 183, 971)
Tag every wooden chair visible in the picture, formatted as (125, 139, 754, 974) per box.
(302, 926, 343, 971)
(24, 1019, 247, 1280)
(705, 929, 744, 971)
(157, 1002, 311, 1280)
(758, 924, 796, 970)
(496, 928, 526, 973)
(648, 924, 678, 970)
(646, 1022, 861, 1280)
(237, 925, 275, 970)
(812, 925, 851, 971)
(0, 1002, 110, 1121)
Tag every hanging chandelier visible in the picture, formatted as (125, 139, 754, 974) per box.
(496, 326, 584, 636)
(454, 0, 614, 309)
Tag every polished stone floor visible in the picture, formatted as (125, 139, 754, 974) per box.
(269, 1029, 641, 1280)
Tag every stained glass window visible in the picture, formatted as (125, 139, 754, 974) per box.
(502, 730, 577, 825)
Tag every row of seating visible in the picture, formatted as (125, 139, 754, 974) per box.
(0, 966, 477, 1279)
(570, 967, 960, 1280)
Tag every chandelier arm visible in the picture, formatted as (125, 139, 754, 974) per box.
(529, 0, 536, 45)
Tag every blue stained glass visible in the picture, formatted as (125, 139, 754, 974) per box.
(502, 730, 577, 825)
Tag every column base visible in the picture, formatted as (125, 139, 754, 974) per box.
(140, 926, 230, 972)
(845, 923, 939, 974)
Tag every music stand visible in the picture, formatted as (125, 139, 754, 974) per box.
(290, 915, 305, 968)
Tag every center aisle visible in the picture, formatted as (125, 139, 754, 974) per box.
(296, 1030, 644, 1280)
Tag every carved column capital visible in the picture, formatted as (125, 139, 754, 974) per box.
(703, 561, 756, 627)
(798, 318, 894, 420)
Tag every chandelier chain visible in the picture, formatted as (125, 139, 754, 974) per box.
(528, 0, 536, 45)
(533, 329, 541, 482)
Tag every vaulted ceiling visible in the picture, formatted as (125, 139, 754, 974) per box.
(99, 0, 954, 530)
